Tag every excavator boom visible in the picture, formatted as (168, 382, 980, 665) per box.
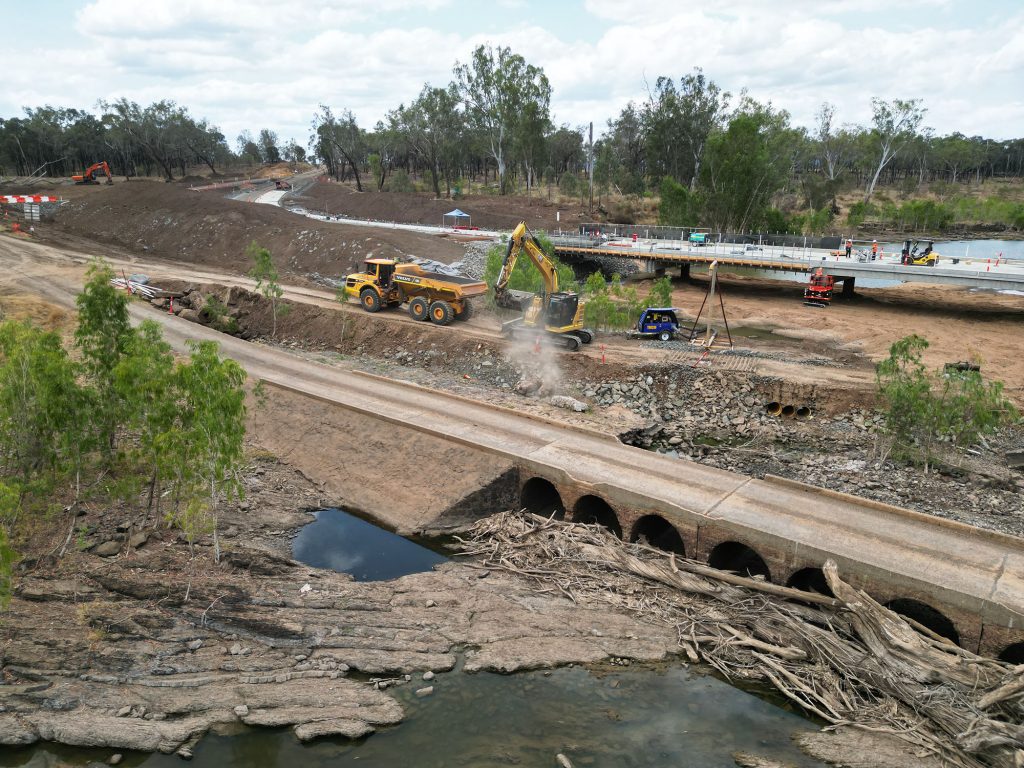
(72, 161, 113, 185)
(493, 220, 592, 350)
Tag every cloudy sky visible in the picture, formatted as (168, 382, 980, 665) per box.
(5, 0, 1023, 147)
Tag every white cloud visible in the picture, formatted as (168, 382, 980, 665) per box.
(2, 0, 1021, 142)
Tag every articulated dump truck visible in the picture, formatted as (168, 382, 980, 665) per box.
(344, 258, 488, 325)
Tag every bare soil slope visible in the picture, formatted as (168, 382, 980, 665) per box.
(47, 182, 465, 277)
(295, 179, 587, 232)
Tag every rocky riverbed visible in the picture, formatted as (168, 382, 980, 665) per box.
(0, 451, 677, 757)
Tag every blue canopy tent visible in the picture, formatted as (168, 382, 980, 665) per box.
(442, 208, 471, 229)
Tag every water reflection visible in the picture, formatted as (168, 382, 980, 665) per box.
(291, 508, 446, 581)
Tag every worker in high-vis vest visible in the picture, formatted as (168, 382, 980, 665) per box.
(871, 240, 879, 260)
(845, 238, 853, 258)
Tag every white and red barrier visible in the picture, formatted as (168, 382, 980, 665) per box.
(1, 195, 59, 203)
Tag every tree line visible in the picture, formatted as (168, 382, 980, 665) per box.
(2, 44, 1023, 230)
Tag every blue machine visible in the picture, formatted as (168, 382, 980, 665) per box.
(636, 307, 680, 341)
(688, 232, 707, 246)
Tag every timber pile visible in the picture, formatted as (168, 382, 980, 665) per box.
(458, 512, 1024, 768)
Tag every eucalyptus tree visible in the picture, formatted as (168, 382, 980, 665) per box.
(862, 98, 926, 202)
(455, 44, 551, 194)
(311, 105, 366, 190)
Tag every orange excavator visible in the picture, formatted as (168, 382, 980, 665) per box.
(72, 161, 113, 185)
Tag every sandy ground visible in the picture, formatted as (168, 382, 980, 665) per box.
(659, 271, 1024, 402)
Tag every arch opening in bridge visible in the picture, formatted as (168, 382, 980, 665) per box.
(884, 598, 960, 646)
(520, 478, 564, 520)
(998, 642, 1024, 665)
(708, 541, 772, 581)
(630, 515, 685, 556)
(785, 567, 834, 597)
(573, 495, 622, 539)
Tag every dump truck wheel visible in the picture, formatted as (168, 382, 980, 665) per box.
(659, 331, 673, 342)
(454, 300, 473, 322)
(408, 296, 429, 321)
(429, 300, 454, 325)
(360, 289, 383, 313)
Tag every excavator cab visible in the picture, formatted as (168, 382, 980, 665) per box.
(545, 293, 580, 329)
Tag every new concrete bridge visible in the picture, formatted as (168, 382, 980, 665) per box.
(551, 235, 1024, 293)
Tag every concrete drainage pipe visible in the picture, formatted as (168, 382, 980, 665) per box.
(765, 402, 783, 416)
(781, 404, 796, 417)
(795, 406, 812, 420)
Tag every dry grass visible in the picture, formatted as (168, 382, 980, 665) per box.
(0, 289, 73, 332)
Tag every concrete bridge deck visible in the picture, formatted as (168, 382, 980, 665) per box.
(552, 236, 1024, 292)
(132, 304, 1024, 658)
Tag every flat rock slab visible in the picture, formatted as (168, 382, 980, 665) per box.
(1, 555, 674, 755)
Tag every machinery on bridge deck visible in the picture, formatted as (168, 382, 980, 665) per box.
(72, 161, 113, 185)
(803, 268, 835, 308)
(344, 258, 488, 325)
(494, 221, 593, 351)
(901, 239, 939, 266)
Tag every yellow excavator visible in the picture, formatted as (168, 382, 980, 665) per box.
(494, 221, 593, 351)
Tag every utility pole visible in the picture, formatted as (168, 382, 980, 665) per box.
(588, 122, 594, 213)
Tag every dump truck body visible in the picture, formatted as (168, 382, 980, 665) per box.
(344, 259, 487, 325)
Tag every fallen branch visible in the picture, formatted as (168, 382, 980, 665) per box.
(457, 511, 1024, 768)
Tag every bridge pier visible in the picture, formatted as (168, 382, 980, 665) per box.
(840, 276, 856, 297)
(679, 264, 691, 280)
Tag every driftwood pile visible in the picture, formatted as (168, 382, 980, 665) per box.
(457, 512, 1024, 768)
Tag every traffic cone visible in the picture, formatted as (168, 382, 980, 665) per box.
(601, 344, 606, 364)
(534, 336, 541, 354)
(168, 297, 174, 314)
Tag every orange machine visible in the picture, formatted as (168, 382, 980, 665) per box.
(72, 161, 113, 185)
(803, 268, 835, 308)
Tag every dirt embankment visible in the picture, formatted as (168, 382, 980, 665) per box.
(46, 182, 466, 279)
(294, 179, 586, 232)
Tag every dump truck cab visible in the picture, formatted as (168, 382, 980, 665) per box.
(636, 308, 681, 341)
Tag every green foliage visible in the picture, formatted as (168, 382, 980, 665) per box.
(699, 103, 798, 231)
(247, 241, 288, 338)
(583, 271, 608, 296)
(388, 169, 414, 193)
(483, 235, 576, 298)
(558, 172, 579, 197)
(0, 525, 15, 610)
(877, 335, 1019, 472)
(790, 207, 833, 235)
(846, 200, 878, 227)
(0, 321, 85, 492)
(647, 277, 674, 308)
(203, 296, 239, 335)
(657, 176, 701, 226)
(75, 260, 133, 455)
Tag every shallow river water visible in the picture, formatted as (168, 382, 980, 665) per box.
(3, 663, 824, 768)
